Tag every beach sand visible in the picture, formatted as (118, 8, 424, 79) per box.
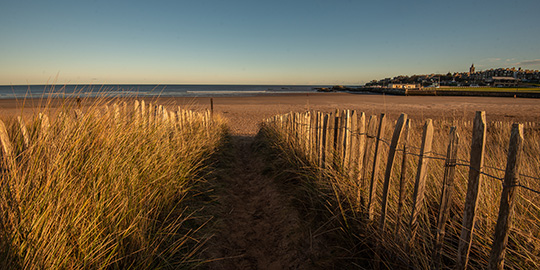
(1, 92, 539, 135)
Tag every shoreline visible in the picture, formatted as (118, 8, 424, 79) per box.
(1, 92, 539, 135)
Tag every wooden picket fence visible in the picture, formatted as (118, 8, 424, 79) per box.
(0, 100, 215, 173)
(263, 110, 539, 269)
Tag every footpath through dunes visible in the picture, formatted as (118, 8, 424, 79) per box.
(200, 113, 329, 269)
(202, 136, 312, 269)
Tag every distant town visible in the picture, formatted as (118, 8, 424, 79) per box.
(364, 64, 540, 89)
(313, 64, 540, 97)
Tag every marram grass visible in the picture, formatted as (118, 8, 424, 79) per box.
(261, 113, 540, 269)
(0, 98, 226, 269)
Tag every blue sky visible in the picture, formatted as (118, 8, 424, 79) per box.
(1, 0, 539, 85)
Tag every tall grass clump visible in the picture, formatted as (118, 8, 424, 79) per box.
(0, 98, 226, 269)
(260, 111, 540, 269)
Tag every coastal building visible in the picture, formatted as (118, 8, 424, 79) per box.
(486, 76, 520, 87)
(388, 83, 418, 89)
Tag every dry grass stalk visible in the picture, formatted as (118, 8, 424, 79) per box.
(261, 110, 540, 269)
(0, 98, 226, 269)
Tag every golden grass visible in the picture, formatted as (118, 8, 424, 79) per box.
(0, 98, 226, 269)
(261, 112, 540, 269)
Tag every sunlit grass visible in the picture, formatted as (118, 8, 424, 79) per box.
(0, 97, 226, 269)
(261, 112, 540, 269)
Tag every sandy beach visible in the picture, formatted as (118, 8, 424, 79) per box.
(1, 92, 539, 135)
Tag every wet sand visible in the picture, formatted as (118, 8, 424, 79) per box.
(1, 92, 539, 135)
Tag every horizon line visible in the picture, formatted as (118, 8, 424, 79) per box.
(0, 83, 358, 87)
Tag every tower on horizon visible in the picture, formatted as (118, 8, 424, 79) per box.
(469, 63, 475, 74)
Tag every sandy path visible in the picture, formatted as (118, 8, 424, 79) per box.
(202, 136, 314, 269)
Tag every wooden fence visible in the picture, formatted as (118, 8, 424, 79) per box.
(0, 100, 215, 173)
(263, 110, 539, 269)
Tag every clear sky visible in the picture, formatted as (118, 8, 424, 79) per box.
(1, 0, 539, 85)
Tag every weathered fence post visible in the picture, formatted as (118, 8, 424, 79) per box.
(122, 101, 127, 119)
(488, 123, 524, 270)
(354, 112, 366, 178)
(158, 105, 164, 125)
(291, 112, 298, 146)
(162, 107, 169, 125)
(39, 113, 50, 139)
(76, 107, 85, 120)
(325, 112, 336, 169)
(343, 110, 353, 171)
(379, 113, 408, 232)
(296, 112, 300, 145)
(305, 112, 312, 156)
(289, 112, 295, 146)
(367, 113, 387, 221)
(141, 100, 147, 127)
(176, 109, 183, 129)
(320, 113, 329, 168)
(310, 111, 318, 162)
(0, 120, 16, 172)
(134, 100, 140, 125)
(334, 110, 343, 167)
(113, 103, 121, 125)
(287, 113, 293, 144)
(316, 112, 322, 162)
(300, 112, 305, 151)
(210, 98, 214, 118)
(433, 126, 460, 268)
(169, 110, 177, 128)
(104, 104, 110, 119)
(313, 112, 318, 156)
(360, 115, 378, 210)
(457, 111, 487, 270)
(17, 116, 30, 148)
(149, 104, 156, 127)
(280, 114, 286, 143)
(409, 119, 434, 241)
(297, 112, 303, 152)
(395, 119, 411, 238)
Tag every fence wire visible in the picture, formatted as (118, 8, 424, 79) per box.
(267, 115, 540, 196)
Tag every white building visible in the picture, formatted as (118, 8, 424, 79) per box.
(388, 83, 418, 89)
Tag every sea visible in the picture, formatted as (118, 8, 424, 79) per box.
(0, 84, 329, 99)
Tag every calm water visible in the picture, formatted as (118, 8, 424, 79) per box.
(0, 85, 328, 99)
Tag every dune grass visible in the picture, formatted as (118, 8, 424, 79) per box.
(260, 112, 540, 269)
(0, 98, 226, 269)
